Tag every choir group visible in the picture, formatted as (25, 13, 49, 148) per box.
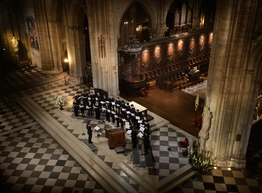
(72, 90, 150, 153)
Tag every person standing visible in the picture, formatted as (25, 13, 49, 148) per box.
(94, 101, 100, 120)
(131, 122, 137, 148)
(73, 99, 79, 117)
(79, 100, 85, 117)
(143, 121, 150, 155)
(111, 106, 116, 124)
(105, 103, 110, 122)
(86, 122, 93, 144)
(86, 100, 93, 116)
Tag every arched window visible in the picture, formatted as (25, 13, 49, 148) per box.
(119, 2, 151, 47)
(166, 0, 193, 35)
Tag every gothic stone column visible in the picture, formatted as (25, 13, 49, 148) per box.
(203, 0, 260, 168)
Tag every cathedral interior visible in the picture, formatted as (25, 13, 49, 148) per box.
(0, 0, 262, 192)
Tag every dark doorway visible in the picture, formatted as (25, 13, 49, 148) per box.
(82, 15, 93, 87)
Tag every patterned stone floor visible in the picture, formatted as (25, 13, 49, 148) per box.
(0, 69, 262, 193)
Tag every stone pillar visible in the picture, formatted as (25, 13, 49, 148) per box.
(67, 26, 82, 85)
(33, 0, 54, 71)
(152, 0, 168, 39)
(47, 19, 62, 72)
(203, 0, 261, 168)
(87, 0, 119, 96)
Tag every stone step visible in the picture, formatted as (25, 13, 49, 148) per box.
(158, 164, 197, 192)
(118, 159, 196, 193)
(148, 111, 170, 132)
(17, 96, 138, 193)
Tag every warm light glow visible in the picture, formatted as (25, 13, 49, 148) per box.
(64, 58, 69, 63)
(124, 21, 128, 25)
(136, 25, 142, 31)
(213, 166, 217, 169)
(228, 167, 231, 170)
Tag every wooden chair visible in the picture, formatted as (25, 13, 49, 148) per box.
(140, 87, 148, 97)
(179, 137, 189, 148)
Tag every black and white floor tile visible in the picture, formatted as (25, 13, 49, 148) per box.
(0, 70, 262, 193)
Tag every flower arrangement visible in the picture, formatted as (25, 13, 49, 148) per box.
(55, 96, 67, 108)
(188, 139, 214, 173)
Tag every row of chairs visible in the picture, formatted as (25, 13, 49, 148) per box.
(140, 54, 210, 81)
(187, 55, 209, 66)
(177, 79, 205, 90)
(156, 72, 185, 85)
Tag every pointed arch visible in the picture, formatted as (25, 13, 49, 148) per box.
(118, 1, 155, 47)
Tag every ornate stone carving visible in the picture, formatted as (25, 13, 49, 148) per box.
(199, 106, 213, 139)
(98, 34, 106, 58)
(141, 48, 150, 69)
(199, 34, 205, 52)
(154, 45, 162, 64)
(167, 42, 174, 60)
(118, 34, 141, 53)
(188, 37, 195, 55)
(198, 106, 213, 151)
(177, 39, 184, 57)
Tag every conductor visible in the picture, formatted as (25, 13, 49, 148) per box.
(86, 122, 93, 144)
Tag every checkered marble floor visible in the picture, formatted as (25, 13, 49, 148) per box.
(0, 125, 104, 193)
(0, 69, 262, 193)
(0, 68, 46, 89)
(29, 85, 192, 191)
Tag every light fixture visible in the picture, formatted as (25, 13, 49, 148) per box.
(136, 25, 142, 32)
(124, 21, 128, 25)
(64, 58, 69, 63)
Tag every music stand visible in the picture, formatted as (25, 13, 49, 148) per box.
(94, 126, 100, 138)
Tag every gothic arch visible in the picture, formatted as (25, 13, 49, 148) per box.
(118, 1, 156, 47)
(64, 0, 89, 82)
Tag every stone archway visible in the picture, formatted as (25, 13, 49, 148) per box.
(65, 1, 89, 84)
(118, 1, 153, 47)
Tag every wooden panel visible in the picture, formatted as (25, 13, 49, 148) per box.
(105, 128, 124, 138)
(108, 131, 125, 149)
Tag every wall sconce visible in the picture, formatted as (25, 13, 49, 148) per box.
(62, 58, 69, 75)
(64, 58, 69, 63)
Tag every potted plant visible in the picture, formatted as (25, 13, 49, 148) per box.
(56, 96, 67, 110)
(188, 139, 214, 173)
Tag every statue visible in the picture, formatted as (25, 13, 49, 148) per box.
(198, 106, 212, 151)
(11, 36, 19, 53)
